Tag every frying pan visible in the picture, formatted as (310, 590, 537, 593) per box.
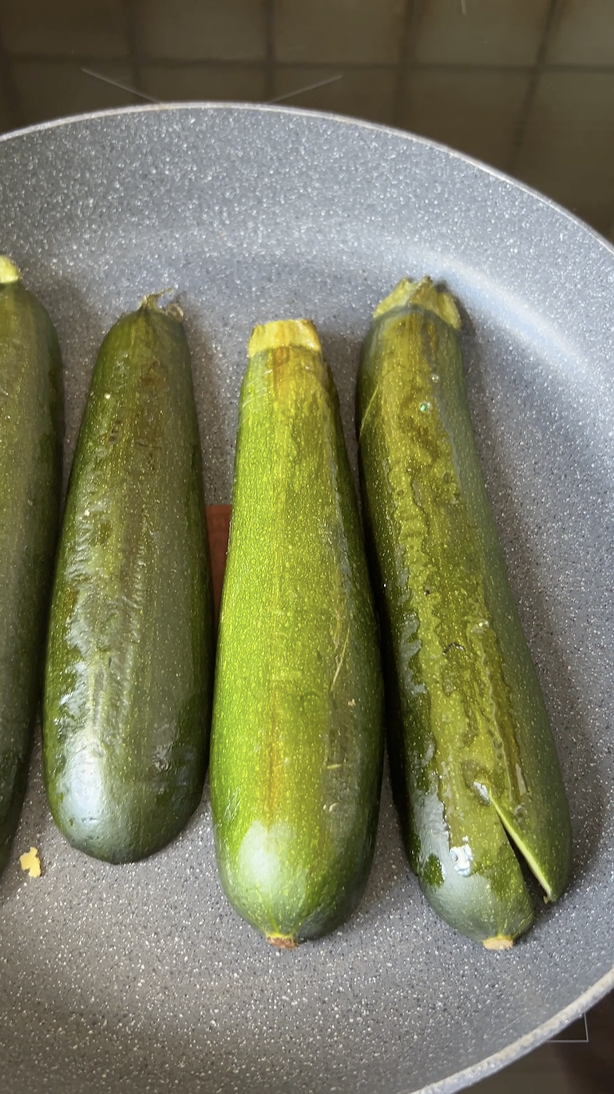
(0, 104, 612, 1094)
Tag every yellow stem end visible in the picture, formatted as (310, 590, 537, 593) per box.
(483, 935, 514, 951)
(373, 276, 461, 330)
(266, 934, 299, 950)
(0, 255, 22, 285)
(249, 319, 321, 358)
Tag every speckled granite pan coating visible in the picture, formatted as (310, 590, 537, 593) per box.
(0, 104, 612, 1094)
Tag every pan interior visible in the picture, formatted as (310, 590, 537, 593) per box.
(0, 104, 613, 1094)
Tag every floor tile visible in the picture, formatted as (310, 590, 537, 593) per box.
(546, 0, 614, 66)
(470, 1042, 579, 1093)
(275, 0, 405, 65)
(402, 67, 529, 170)
(514, 70, 614, 234)
(11, 61, 140, 125)
(140, 64, 266, 105)
(135, 0, 266, 62)
(273, 65, 395, 124)
(413, 0, 550, 66)
(0, 75, 13, 132)
(0, 0, 129, 59)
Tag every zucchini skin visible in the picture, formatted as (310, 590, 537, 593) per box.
(356, 278, 572, 946)
(210, 320, 385, 945)
(43, 300, 214, 864)
(0, 259, 63, 877)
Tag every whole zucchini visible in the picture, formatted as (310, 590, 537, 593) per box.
(0, 256, 63, 878)
(43, 297, 214, 863)
(210, 319, 384, 946)
(356, 278, 572, 947)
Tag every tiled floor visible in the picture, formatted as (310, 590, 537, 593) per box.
(475, 1045, 580, 1094)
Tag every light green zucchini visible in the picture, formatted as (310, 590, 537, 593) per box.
(210, 319, 385, 945)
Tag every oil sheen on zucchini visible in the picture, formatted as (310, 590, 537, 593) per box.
(0, 256, 63, 878)
(210, 319, 384, 946)
(356, 278, 572, 947)
(43, 297, 214, 864)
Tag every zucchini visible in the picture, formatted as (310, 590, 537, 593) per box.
(43, 297, 214, 864)
(0, 256, 63, 878)
(210, 319, 384, 946)
(356, 278, 572, 947)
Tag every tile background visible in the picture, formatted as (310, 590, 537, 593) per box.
(1, 0, 614, 239)
(0, 4, 613, 1089)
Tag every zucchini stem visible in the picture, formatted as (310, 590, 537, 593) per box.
(0, 255, 21, 285)
(138, 291, 183, 321)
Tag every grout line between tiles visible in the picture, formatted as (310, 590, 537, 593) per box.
(0, 28, 23, 129)
(392, 0, 422, 128)
(506, 0, 562, 176)
(8, 55, 270, 70)
(7, 56, 614, 77)
(122, 0, 144, 94)
(264, 0, 275, 102)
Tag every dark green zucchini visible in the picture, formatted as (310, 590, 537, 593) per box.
(356, 277, 572, 947)
(43, 296, 214, 864)
(210, 319, 384, 946)
(0, 256, 63, 878)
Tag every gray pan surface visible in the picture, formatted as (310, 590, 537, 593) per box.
(0, 103, 613, 1094)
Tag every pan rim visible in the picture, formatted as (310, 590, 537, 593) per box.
(1, 99, 612, 1093)
(1, 99, 613, 263)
